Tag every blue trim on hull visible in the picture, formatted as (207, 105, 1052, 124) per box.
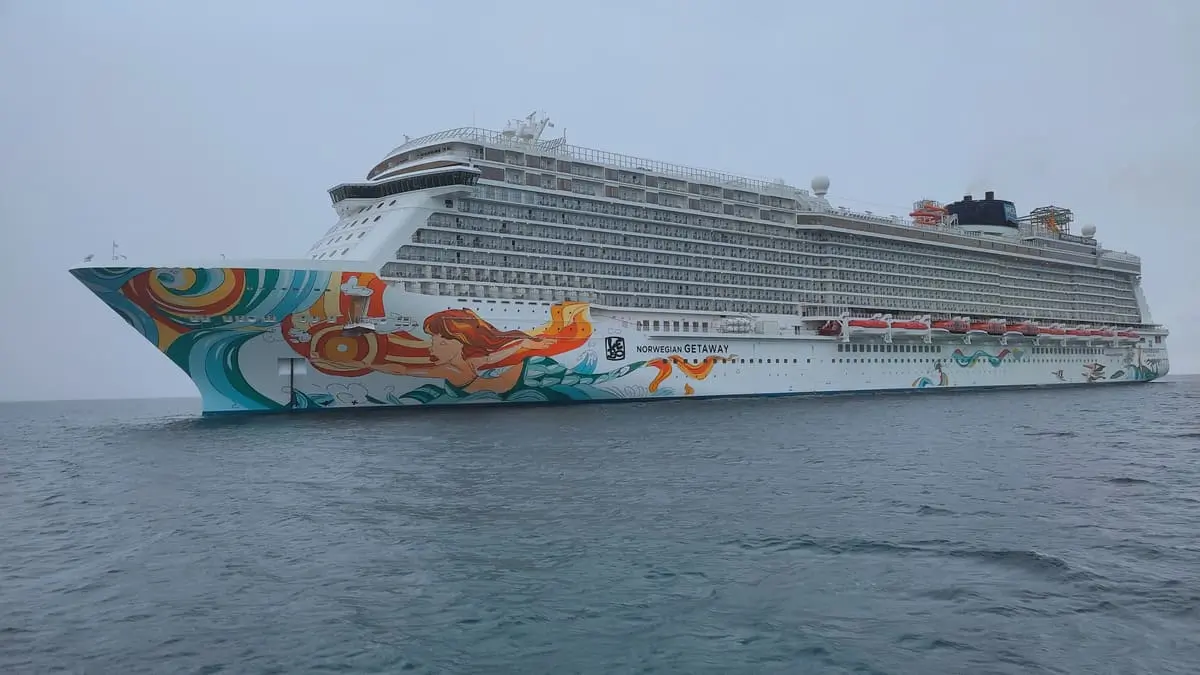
(199, 378, 1159, 417)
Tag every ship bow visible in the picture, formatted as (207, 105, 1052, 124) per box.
(69, 265, 335, 414)
(71, 266, 164, 345)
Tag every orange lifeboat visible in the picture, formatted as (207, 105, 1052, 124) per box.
(1009, 322, 1040, 337)
(970, 319, 1006, 335)
(891, 318, 930, 331)
(932, 318, 969, 333)
(847, 317, 889, 330)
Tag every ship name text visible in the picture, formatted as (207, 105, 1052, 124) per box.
(635, 343, 731, 355)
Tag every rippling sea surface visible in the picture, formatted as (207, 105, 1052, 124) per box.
(3, 377, 1200, 674)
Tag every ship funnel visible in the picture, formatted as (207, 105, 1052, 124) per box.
(985, 190, 995, 200)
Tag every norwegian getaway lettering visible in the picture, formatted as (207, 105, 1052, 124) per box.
(635, 343, 731, 355)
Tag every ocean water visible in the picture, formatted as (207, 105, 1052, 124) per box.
(2, 377, 1199, 674)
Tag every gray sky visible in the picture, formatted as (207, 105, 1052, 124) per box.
(1, 0, 1196, 401)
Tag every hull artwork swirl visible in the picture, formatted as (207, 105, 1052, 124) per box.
(71, 266, 1167, 415)
(72, 266, 739, 413)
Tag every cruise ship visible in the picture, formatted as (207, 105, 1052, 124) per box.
(70, 112, 1170, 414)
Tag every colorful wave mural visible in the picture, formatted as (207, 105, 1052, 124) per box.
(1118, 355, 1164, 382)
(912, 362, 950, 388)
(71, 266, 736, 412)
(949, 348, 1023, 368)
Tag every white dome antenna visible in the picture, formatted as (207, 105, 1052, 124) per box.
(811, 175, 830, 196)
(1081, 224, 1096, 238)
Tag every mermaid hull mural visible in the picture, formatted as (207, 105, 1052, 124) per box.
(70, 266, 741, 413)
(70, 266, 1169, 415)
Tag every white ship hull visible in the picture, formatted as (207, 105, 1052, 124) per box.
(71, 266, 1170, 415)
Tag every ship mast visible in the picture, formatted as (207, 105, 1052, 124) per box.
(501, 111, 555, 145)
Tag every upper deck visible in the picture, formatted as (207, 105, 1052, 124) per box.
(378, 124, 795, 198)
(366, 113, 1143, 274)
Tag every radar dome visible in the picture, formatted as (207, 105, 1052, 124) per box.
(811, 175, 830, 196)
(1081, 224, 1096, 238)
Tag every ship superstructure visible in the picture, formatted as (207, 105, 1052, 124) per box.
(71, 112, 1169, 414)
